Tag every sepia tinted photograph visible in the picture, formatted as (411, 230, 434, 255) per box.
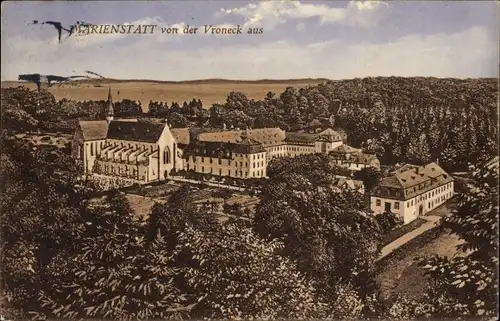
(1, 0, 498, 320)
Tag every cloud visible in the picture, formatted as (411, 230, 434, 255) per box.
(2, 25, 495, 82)
(218, 0, 389, 29)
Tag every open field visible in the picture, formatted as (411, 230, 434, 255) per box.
(125, 193, 159, 222)
(124, 181, 259, 223)
(1, 79, 327, 112)
(376, 231, 464, 301)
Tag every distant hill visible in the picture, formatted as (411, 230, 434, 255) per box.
(1, 78, 328, 110)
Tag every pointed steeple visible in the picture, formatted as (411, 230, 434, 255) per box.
(106, 87, 114, 122)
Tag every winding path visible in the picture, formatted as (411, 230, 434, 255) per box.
(378, 215, 441, 261)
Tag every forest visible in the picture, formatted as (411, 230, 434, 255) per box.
(0, 78, 498, 319)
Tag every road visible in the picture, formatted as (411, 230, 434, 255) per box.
(378, 215, 441, 261)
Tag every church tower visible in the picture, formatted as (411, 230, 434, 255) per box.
(106, 87, 114, 123)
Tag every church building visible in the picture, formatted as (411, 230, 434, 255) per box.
(71, 88, 184, 186)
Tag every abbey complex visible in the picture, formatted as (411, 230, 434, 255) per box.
(72, 88, 380, 183)
(72, 88, 454, 225)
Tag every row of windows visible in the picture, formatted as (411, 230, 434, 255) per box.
(189, 165, 264, 178)
(375, 190, 453, 210)
(190, 157, 258, 168)
(427, 193, 452, 209)
(289, 146, 313, 152)
(375, 199, 400, 209)
(268, 146, 286, 152)
(252, 161, 264, 168)
(268, 153, 287, 160)
(101, 164, 138, 176)
(406, 183, 453, 206)
(252, 154, 264, 160)
(405, 180, 451, 195)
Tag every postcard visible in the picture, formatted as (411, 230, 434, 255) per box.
(1, 1, 498, 320)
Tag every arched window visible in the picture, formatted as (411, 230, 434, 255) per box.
(164, 146, 171, 164)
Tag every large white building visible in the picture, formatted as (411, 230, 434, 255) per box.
(370, 162, 454, 224)
(187, 127, 346, 179)
(72, 88, 184, 187)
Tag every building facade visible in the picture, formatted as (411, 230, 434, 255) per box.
(370, 162, 454, 224)
(184, 132, 267, 179)
(330, 144, 381, 171)
(197, 127, 345, 168)
(72, 88, 184, 186)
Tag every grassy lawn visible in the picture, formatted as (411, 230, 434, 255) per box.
(376, 230, 464, 301)
(125, 193, 158, 222)
(381, 217, 428, 247)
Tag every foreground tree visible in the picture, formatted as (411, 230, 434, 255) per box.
(415, 161, 499, 319)
(177, 222, 326, 320)
(37, 227, 192, 320)
(353, 166, 384, 192)
(0, 135, 95, 315)
(254, 155, 382, 308)
(375, 211, 403, 235)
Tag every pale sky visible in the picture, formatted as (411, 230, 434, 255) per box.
(1, 0, 498, 81)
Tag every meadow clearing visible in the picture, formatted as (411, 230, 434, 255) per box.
(1, 79, 326, 112)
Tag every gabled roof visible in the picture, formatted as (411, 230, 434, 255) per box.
(107, 121, 165, 143)
(171, 128, 190, 145)
(78, 120, 108, 141)
(318, 128, 338, 136)
(372, 162, 453, 200)
(317, 128, 343, 142)
(246, 128, 286, 146)
(377, 176, 403, 189)
(333, 175, 364, 191)
(391, 164, 419, 175)
(198, 128, 285, 146)
(331, 144, 361, 154)
(285, 132, 318, 144)
(239, 136, 263, 146)
(350, 152, 379, 164)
